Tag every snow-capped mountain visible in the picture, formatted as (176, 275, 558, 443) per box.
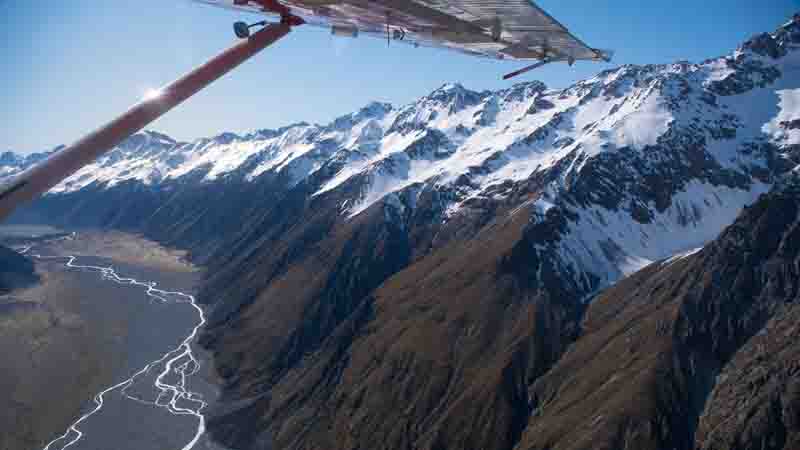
(6, 17, 799, 288)
(6, 16, 800, 450)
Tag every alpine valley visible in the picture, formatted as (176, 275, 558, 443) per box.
(3, 16, 800, 450)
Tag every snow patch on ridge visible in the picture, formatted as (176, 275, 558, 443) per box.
(552, 180, 770, 289)
(764, 88, 800, 146)
(662, 246, 704, 266)
(611, 95, 673, 150)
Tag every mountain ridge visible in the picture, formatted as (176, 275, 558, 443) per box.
(3, 15, 800, 450)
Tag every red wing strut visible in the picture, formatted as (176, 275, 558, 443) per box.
(0, 1, 610, 222)
(0, 21, 298, 222)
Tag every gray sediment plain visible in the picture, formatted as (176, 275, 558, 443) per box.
(0, 230, 227, 450)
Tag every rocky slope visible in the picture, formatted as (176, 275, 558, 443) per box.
(2, 15, 799, 450)
(519, 170, 800, 450)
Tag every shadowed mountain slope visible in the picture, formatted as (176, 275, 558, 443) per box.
(2, 15, 799, 450)
(0, 245, 38, 294)
(517, 172, 800, 450)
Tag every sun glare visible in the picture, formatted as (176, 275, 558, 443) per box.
(143, 88, 163, 101)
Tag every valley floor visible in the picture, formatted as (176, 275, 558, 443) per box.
(0, 230, 226, 450)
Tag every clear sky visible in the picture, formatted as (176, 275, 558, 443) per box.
(2, 1, 797, 153)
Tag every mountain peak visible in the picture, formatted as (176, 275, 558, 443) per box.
(141, 129, 176, 142)
(117, 130, 177, 152)
(361, 100, 392, 113)
(438, 82, 464, 91)
(498, 80, 548, 102)
(357, 101, 393, 119)
(422, 82, 484, 114)
(329, 102, 392, 132)
(210, 131, 241, 145)
(426, 82, 476, 98)
(735, 13, 799, 59)
(742, 32, 787, 59)
(5, 16, 799, 450)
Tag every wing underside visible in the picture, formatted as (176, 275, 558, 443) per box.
(195, 0, 608, 62)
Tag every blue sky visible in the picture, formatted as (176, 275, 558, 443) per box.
(2, 1, 796, 153)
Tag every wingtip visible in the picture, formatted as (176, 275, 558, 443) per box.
(594, 49, 614, 62)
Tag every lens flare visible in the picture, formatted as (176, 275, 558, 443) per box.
(142, 88, 163, 101)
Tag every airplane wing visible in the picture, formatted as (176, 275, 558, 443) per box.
(195, 0, 611, 63)
(0, 0, 611, 222)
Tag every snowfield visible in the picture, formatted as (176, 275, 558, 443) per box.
(3, 18, 799, 295)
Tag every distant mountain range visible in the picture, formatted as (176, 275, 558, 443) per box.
(3, 15, 800, 450)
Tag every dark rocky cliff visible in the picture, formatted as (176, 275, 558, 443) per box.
(517, 173, 800, 450)
(2, 16, 799, 450)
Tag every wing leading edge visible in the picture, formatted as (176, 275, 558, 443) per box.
(196, 0, 611, 65)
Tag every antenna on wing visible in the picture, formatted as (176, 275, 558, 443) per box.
(491, 16, 502, 42)
(386, 13, 391, 47)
